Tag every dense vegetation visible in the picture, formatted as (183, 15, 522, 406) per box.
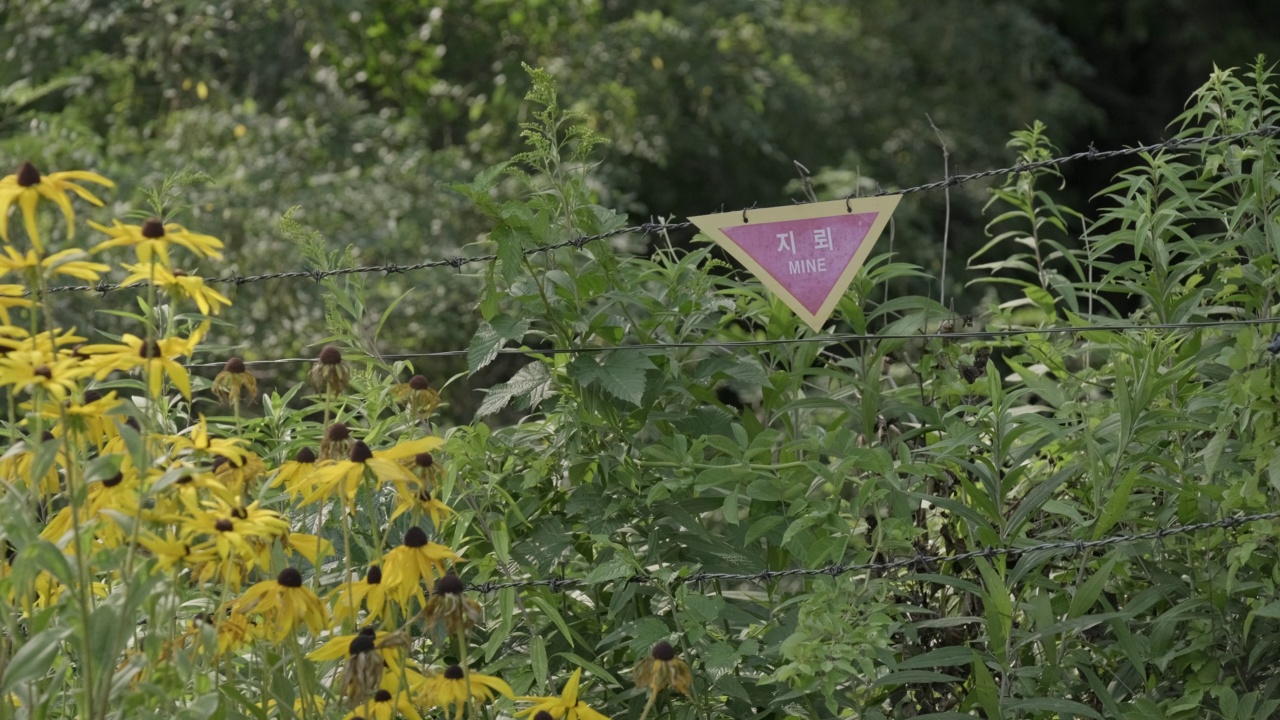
(2, 4, 1280, 720)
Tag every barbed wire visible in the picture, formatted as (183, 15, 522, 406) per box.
(467, 509, 1280, 594)
(186, 316, 1278, 369)
(40, 124, 1280, 298)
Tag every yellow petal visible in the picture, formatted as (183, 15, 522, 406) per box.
(18, 190, 41, 251)
(36, 183, 76, 238)
(48, 170, 115, 189)
(563, 667, 582, 707)
(166, 359, 191, 399)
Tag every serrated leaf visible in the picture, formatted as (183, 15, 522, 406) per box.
(1005, 698, 1102, 719)
(574, 351, 653, 405)
(476, 362, 553, 417)
(583, 558, 635, 584)
(467, 315, 529, 375)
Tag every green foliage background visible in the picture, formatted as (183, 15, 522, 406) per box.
(3, 5, 1280, 720)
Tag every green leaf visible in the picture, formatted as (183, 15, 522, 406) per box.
(556, 652, 620, 688)
(0, 624, 72, 694)
(476, 361, 553, 417)
(467, 314, 529, 374)
(1006, 697, 1102, 719)
(871, 670, 961, 687)
(968, 652, 1002, 719)
(570, 351, 653, 405)
(897, 646, 976, 670)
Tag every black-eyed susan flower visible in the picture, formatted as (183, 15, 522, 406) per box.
(331, 565, 408, 626)
(634, 641, 692, 699)
(40, 389, 121, 442)
(421, 664, 513, 720)
(238, 567, 330, 642)
(391, 374, 440, 419)
(89, 217, 223, 267)
(268, 446, 319, 501)
(0, 161, 114, 250)
(420, 573, 482, 639)
(119, 262, 231, 315)
(0, 349, 89, 401)
(211, 357, 257, 406)
(309, 344, 350, 395)
(210, 451, 266, 499)
(388, 481, 453, 529)
(321, 422, 353, 461)
(165, 415, 255, 467)
(516, 668, 610, 720)
(380, 527, 462, 603)
(304, 436, 443, 506)
(80, 321, 208, 399)
(179, 497, 288, 584)
(0, 246, 110, 283)
(310, 627, 411, 706)
(344, 686, 423, 720)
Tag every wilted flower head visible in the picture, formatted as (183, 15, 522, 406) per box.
(212, 357, 257, 406)
(635, 640, 693, 698)
(309, 344, 350, 394)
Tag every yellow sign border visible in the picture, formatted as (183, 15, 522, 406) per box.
(689, 196, 902, 332)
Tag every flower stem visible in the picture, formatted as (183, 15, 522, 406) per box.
(637, 690, 659, 720)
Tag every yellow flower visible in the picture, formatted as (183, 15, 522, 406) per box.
(380, 527, 462, 603)
(303, 436, 443, 506)
(517, 668, 611, 720)
(0, 161, 114, 250)
(89, 217, 223, 267)
(309, 627, 411, 705)
(390, 374, 441, 419)
(119, 262, 231, 315)
(388, 480, 454, 530)
(178, 496, 289, 578)
(0, 247, 111, 282)
(80, 321, 207, 399)
(331, 565, 407, 626)
(281, 531, 333, 567)
(0, 349, 89, 401)
(344, 687, 422, 720)
(421, 664, 513, 720)
(634, 642, 692, 698)
(238, 567, 330, 642)
(268, 446, 319, 501)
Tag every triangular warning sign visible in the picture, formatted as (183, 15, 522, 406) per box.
(690, 196, 901, 332)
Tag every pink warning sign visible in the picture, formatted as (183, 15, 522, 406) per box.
(721, 213, 877, 314)
(689, 196, 901, 332)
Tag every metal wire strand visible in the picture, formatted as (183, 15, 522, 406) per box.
(39, 124, 1280, 297)
(466, 509, 1280, 594)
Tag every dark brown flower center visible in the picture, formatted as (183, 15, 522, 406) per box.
(416, 487, 432, 502)
(141, 218, 166, 239)
(16, 162, 40, 187)
(214, 518, 234, 532)
(230, 505, 249, 519)
(224, 357, 246, 374)
(434, 573, 463, 595)
(295, 447, 316, 464)
(443, 665, 464, 680)
(276, 567, 303, 588)
(350, 440, 373, 463)
(33, 365, 52, 379)
(652, 641, 676, 661)
(403, 526, 428, 548)
(348, 633, 376, 655)
(415, 452, 434, 468)
(408, 374, 429, 391)
(102, 471, 124, 488)
(318, 345, 343, 365)
(366, 565, 382, 584)
(534, 712, 554, 720)
(139, 340, 163, 359)
(326, 423, 350, 442)
(373, 689, 392, 702)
